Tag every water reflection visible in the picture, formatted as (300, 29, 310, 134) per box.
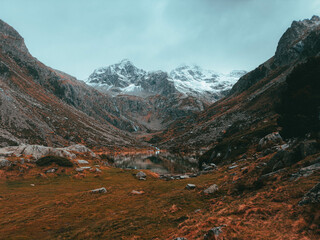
(108, 150, 199, 174)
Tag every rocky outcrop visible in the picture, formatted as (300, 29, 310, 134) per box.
(0, 144, 99, 160)
(274, 15, 320, 66)
(0, 19, 140, 146)
(299, 182, 320, 205)
(230, 16, 320, 96)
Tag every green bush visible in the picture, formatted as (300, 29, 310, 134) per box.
(36, 155, 73, 167)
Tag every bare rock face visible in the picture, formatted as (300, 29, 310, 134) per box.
(274, 15, 320, 66)
(230, 16, 320, 96)
(0, 19, 28, 53)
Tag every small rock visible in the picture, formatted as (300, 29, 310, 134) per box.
(30, 184, 35, 187)
(131, 190, 145, 195)
(179, 175, 190, 179)
(174, 238, 187, 240)
(203, 184, 219, 194)
(0, 158, 11, 168)
(77, 160, 89, 164)
(228, 165, 238, 169)
(75, 168, 84, 172)
(136, 171, 147, 180)
(185, 184, 196, 190)
(204, 225, 226, 240)
(80, 166, 91, 170)
(95, 168, 102, 173)
(90, 187, 107, 194)
(45, 168, 57, 173)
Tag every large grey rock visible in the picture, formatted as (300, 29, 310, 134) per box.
(203, 184, 219, 194)
(65, 144, 96, 158)
(185, 184, 196, 190)
(136, 171, 147, 180)
(0, 158, 11, 168)
(90, 187, 107, 194)
(259, 132, 283, 148)
(77, 160, 89, 164)
(0, 145, 76, 160)
(299, 182, 320, 205)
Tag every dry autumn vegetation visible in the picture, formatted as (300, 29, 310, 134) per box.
(0, 144, 319, 240)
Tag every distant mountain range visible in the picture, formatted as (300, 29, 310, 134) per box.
(0, 15, 319, 150)
(86, 59, 246, 102)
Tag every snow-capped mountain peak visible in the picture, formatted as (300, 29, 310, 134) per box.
(86, 60, 247, 101)
(169, 65, 246, 101)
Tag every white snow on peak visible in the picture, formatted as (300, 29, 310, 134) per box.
(169, 65, 246, 97)
(86, 59, 247, 101)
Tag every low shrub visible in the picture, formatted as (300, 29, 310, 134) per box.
(36, 155, 73, 167)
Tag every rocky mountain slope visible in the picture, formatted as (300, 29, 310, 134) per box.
(148, 16, 320, 157)
(0, 19, 140, 148)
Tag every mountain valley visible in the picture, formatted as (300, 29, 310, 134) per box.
(0, 15, 319, 240)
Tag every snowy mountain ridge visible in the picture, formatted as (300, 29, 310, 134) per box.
(86, 59, 247, 102)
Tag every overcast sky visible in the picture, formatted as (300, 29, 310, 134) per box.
(0, 0, 319, 79)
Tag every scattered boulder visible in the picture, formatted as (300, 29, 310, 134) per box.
(259, 132, 283, 149)
(90, 187, 107, 194)
(65, 144, 97, 158)
(45, 168, 57, 173)
(95, 168, 102, 173)
(75, 168, 84, 172)
(0, 158, 11, 168)
(131, 190, 145, 195)
(204, 225, 226, 240)
(185, 184, 196, 190)
(204, 184, 219, 194)
(174, 238, 187, 240)
(77, 160, 89, 164)
(264, 149, 300, 174)
(299, 182, 320, 205)
(179, 175, 190, 179)
(136, 171, 147, 180)
(79, 166, 91, 170)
